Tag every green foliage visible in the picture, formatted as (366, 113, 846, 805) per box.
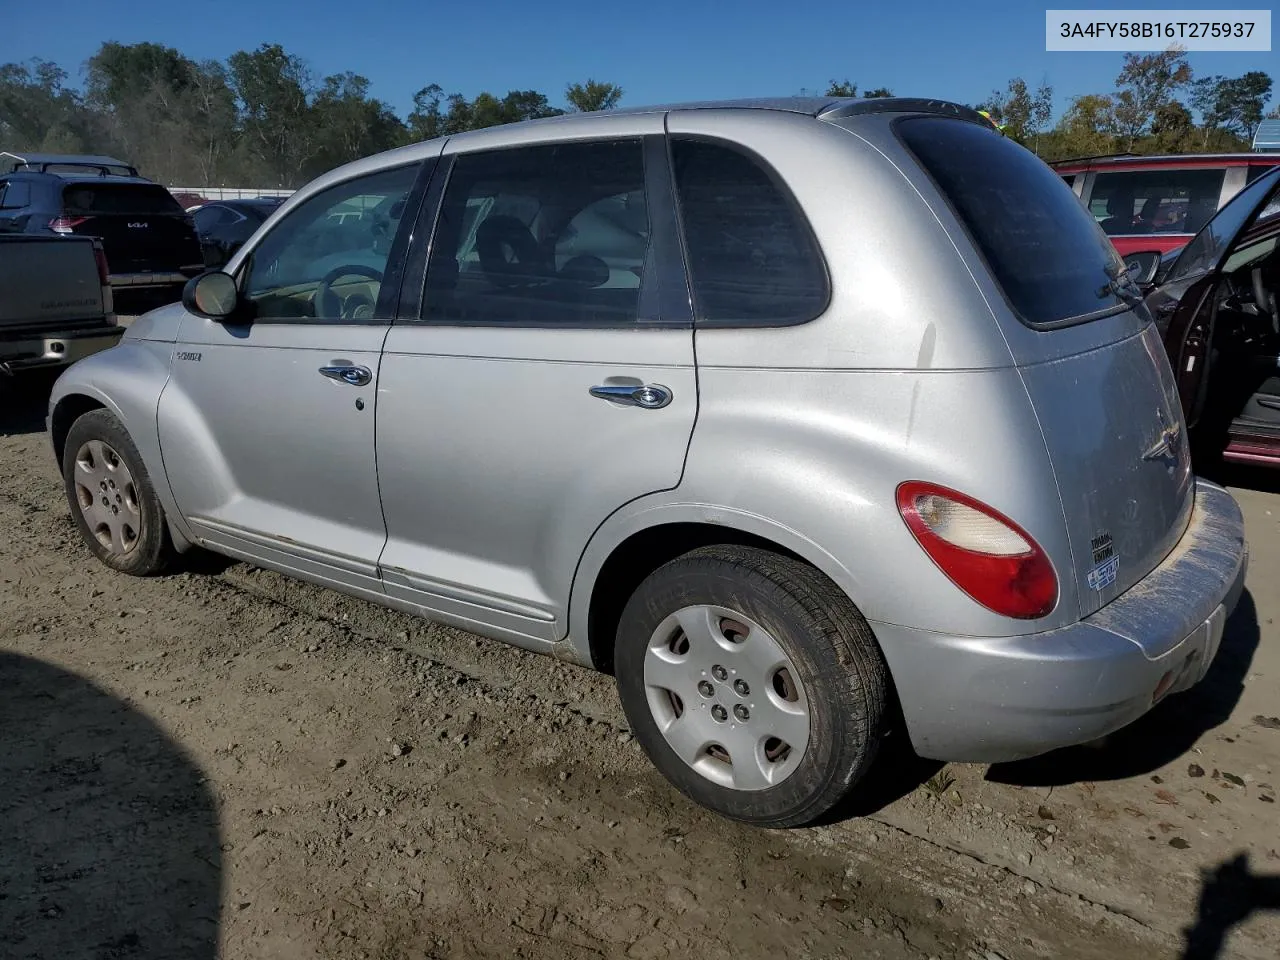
(566, 79, 624, 112)
(0, 41, 624, 188)
(823, 80, 894, 99)
(1191, 71, 1273, 141)
(0, 59, 93, 154)
(980, 77, 1054, 150)
(2, 40, 1275, 186)
(1112, 48, 1194, 149)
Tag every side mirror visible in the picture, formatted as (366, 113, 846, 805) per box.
(182, 270, 239, 320)
(1123, 250, 1162, 287)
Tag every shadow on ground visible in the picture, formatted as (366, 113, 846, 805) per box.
(0, 370, 59, 437)
(986, 589, 1260, 788)
(1182, 853, 1280, 959)
(0, 651, 221, 959)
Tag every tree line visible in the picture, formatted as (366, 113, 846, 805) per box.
(1, 42, 1275, 189)
(0, 42, 625, 188)
(971, 50, 1274, 160)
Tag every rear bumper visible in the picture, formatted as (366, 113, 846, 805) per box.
(874, 479, 1248, 763)
(0, 325, 125, 375)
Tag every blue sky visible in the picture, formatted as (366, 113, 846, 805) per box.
(5, 0, 1276, 120)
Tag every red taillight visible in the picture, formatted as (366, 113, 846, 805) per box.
(896, 481, 1058, 620)
(49, 215, 91, 234)
(92, 244, 110, 285)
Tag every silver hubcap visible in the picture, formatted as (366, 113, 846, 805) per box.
(73, 440, 141, 556)
(643, 605, 810, 791)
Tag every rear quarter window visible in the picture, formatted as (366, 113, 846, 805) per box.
(61, 183, 184, 215)
(0, 180, 32, 208)
(671, 138, 828, 326)
(896, 116, 1130, 329)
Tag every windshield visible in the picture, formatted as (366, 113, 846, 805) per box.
(1164, 167, 1280, 284)
(895, 116, 1132, 328)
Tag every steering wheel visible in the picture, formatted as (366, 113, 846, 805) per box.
(315, 264, 384, 319)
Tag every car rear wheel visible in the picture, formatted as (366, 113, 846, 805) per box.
(62, 409, 175, 576)
(614, 545, 889, 828)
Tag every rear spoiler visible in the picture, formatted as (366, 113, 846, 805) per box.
(818, 98, 991, 127)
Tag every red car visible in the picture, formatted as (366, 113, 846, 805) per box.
(1052, 153, 1279, 256)
(1138, 165, 1280, 469)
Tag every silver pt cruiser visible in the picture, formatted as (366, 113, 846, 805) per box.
(48, 97, 1248, 827)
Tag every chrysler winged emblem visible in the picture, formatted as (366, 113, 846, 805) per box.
(1143, 408, 1182, 463)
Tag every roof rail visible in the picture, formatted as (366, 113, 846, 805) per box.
(0, 151, 140, 177)
(1047, 153, 1140, 166)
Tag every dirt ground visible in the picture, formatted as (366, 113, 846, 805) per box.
(2, 370, 1278, 960)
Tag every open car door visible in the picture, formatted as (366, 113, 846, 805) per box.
(1145, 167, 1280, 429)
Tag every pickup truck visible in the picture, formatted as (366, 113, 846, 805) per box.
(1, 234, 123, 376)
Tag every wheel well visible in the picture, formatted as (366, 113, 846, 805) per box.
(50, 395, 106, 464)
(587, 523, 808, 674)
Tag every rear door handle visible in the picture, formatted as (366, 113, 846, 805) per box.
(589, 383, 672, 409)
(319, 364, 372, 387)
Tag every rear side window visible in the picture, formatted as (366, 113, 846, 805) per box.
(897, 116, 1129, 328)
(671, 138, 828, 325)
(423, 139, 649, 327)
(1088, 168, 1224, 236)
(61, 183, 184, 215)
(0, 179, 31, 208)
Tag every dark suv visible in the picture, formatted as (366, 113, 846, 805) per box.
(0, 153, 204, 306)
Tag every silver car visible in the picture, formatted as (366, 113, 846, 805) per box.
(48, 98, 1248, 827)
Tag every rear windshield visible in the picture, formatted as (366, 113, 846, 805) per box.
(61, 183, 184, 215)
(897, 116, 1130, 328)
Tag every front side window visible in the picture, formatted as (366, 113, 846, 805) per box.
(423, 139, 648, 326)
(1088, 168, 1225, 237)
(671, 138, 828, 325)
(243, 164, 417, 322)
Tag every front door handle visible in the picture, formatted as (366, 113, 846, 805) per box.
(589, 383, 673, 409)
(319, 364, 372, 387)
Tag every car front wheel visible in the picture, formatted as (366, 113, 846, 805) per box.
(61, 409, 175, 576)
(614, 545, 889, 828)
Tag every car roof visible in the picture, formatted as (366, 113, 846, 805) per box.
(57, 175, 166, 187)
(1051, 152, 1275, 170)
(223, 196, 286, 206)
(271, 95, 989, 237)
(506, 95, 985, 127)
(1, 151, 137, 173)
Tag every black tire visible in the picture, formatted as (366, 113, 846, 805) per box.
(61, 408, 176, 576)
(615, 545, 889, 828)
